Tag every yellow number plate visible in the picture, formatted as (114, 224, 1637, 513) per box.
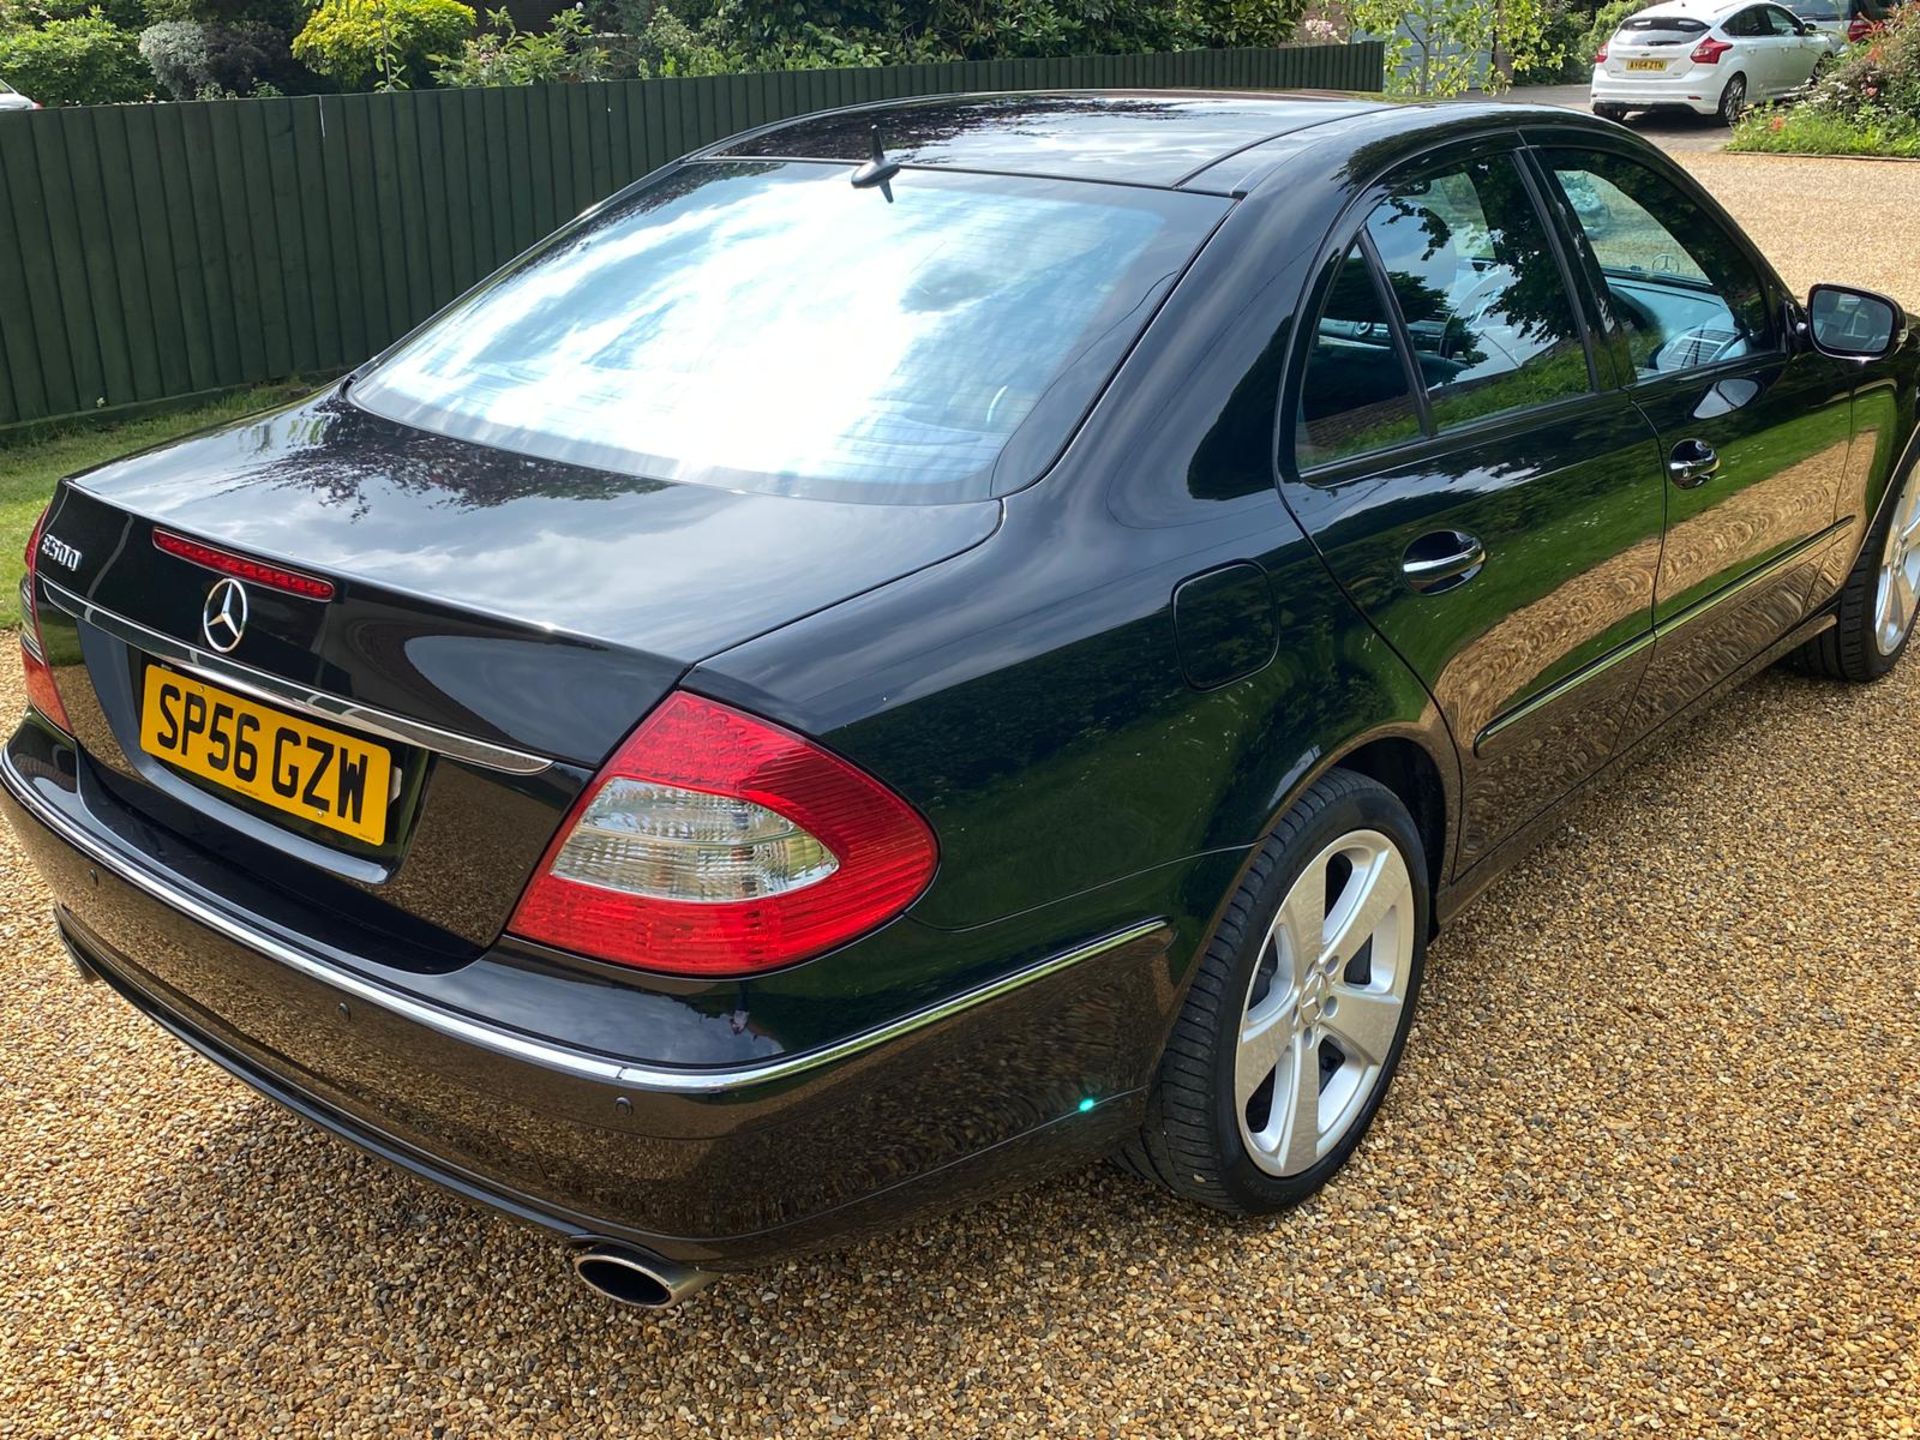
(1626, 58, 1667, 70)
(139, 667, 394, 845)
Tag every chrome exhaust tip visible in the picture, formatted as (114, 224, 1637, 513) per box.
(570, 1242, 717, 1310)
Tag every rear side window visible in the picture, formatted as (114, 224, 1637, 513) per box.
(1544, 150, 1771, 378)
(1362, 155, 1591, 432)
(353, 161, 1225, 505)
(1296, 245, 1423, 467)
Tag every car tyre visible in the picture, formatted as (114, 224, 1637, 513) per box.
(1593, 102, 1630, 122)
(1118, 769, 1428, 1215)
(1718, 73, 1749, 125)
(1795, 462, 1920, 682)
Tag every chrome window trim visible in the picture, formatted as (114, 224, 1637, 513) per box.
(40, 577, 552, 777)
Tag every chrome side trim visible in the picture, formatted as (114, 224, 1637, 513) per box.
(1476, 630, 1654, 754)
(3, 751, 1166, 1093)
(1475, 516, 1856, 755)
(41, 578, 551, 776)
(1651, 516, 1853, 642)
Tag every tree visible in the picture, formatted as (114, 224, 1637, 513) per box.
(1347, 0, 1565, 95)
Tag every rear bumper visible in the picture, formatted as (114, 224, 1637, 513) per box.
(1589, 71, 1722, 114)
(3, 720, 1174, 1268)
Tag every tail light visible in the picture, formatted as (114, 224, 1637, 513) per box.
(1595, 42, 1609, 62)
(19, 507, 73, 734)
(1691, 36, 1733, 63)
(508, 692, 937, 977)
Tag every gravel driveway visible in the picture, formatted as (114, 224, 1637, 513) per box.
(1673, 152, 1920, 312)
(5, 158, 1920, 1437)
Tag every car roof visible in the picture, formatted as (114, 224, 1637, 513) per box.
(1625, 0, 1752, 20)
(714, 91, 1394, 188)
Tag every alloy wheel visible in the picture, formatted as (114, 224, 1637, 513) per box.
(1720, 75, 1747, 124)
(1233, 829, 1416, 1177)
(1874, 475, 1920, 656)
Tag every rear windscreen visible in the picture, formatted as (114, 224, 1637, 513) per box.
(353, 160, 1226, 505)
(1619, 14, 1711, 29)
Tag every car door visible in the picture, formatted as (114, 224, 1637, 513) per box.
(1276, 138, 1667, 871)
(1760, 3, 1824, 89)
(1738, 4, 1789, 94)
(1532, 140, 1855, 740)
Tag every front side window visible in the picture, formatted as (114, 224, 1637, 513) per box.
(1362, 154, 1592, 432)
(353, 161, 1225, 505)
(1296, 245, 1423, 467)
(1545, 150, 1771, 379)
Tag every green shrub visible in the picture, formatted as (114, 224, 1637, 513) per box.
(140, 14, 289, 94)
(616, 0, 1308, 78)
(433, 4, 604, 84)
(137, 15, 207, 93)
(292, 0, 473, 88)
(0, 12, 148, 103)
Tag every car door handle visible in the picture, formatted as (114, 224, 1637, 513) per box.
(1668, 439, 1720, 488)
(1402, 530, 1486, 593)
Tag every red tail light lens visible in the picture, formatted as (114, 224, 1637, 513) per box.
(508, 692, 937, 976)
(1691, 36, 1732, 63)
(1595, 43, 1609, 62)
(20, 507, 73, 734)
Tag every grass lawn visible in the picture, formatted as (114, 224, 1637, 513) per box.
(0, 385, 310, 630)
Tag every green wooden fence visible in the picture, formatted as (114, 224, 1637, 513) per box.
(0, 43, 1383, 432)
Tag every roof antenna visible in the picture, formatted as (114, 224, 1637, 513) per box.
(850, 125, 901, 202)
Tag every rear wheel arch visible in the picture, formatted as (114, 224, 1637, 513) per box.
(1326, 736, 1449, 918)
(1198, 726, 1455, 961)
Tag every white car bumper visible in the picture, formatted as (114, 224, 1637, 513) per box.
(1589, 67, 1723, 115)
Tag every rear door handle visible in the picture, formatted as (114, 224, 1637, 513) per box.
(1402, 530, 1486, 593)
(1668, 438, 1720, 488)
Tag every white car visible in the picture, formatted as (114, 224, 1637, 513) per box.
(1591, 0, 1837, 125)
(0, 78, 34, 112)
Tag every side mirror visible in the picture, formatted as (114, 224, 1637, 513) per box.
(1807, 284, 1906, 360)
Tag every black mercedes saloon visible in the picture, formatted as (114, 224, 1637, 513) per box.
(8, 92, 1916, 1309)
